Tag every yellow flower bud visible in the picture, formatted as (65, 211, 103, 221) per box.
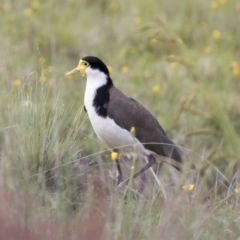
(111, 152, 118, 161)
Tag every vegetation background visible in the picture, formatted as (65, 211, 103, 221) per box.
(0, 0, 240, 239)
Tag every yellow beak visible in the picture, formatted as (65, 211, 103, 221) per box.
(66, 59, 87, 77)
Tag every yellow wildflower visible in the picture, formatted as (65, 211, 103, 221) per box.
(212, 30, 221, 39)
(39, 76, 46, 82)
(24, 8, 33, 17)
(111, 152, 118, 161)
(232, 67, 239, 76)
(234, 187, 240, 193)
(39, 57, 46, 64)
(210, 1, 218, 9)
(219, 0, 227, 4)
(169, 62, 177, 69)
(134, 17, 142, 25)
(168, 55, 176, 62)
(151, 37, 158, 44)
(130, 126, 136, 135)
(31, 1, 40, 9)
(231, 61, 239, 68)
(152, 85, 160, 93)
(121, 66, 129, 73)
(182, 184, 194, 192)
(13, 79, 21, 87)
(176, 38, 183, 45)
(231, 61, 239, 76)
(204, 46, 212, 53)
(109, 1, 119, 11)
(107, 65, 113, 73)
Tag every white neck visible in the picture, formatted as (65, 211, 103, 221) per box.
(84, 68, 108, 112)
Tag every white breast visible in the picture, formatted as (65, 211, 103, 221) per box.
(90, 113, 152, 156)
(84, 70, 107, 112)
(84, 71, 152, 156)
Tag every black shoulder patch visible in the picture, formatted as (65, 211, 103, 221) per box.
(84, 105, 87, 113)
(93, 77, 113, 118)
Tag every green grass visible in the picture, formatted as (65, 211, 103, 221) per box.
(0, 0, 240, 239)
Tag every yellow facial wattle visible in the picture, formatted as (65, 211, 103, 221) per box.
(66, 59, 89, 77)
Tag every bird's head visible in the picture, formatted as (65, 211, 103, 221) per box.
(66, 56, 109, 78)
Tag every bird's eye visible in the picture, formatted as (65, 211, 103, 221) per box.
(84, 62, 88, 66)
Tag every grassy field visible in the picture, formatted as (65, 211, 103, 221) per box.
(0, 0, 240, 239)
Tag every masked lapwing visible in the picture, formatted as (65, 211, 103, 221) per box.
(67, 56, 183, 186)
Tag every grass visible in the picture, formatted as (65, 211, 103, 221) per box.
(0, 0, 240, 239)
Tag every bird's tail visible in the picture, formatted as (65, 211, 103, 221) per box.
(163, 138, 183, 171)
(170, 144, 183, 163)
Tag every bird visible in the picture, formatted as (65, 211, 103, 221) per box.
(66, 56, 183, 187)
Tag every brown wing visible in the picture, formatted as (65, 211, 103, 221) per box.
(107, 87, 182, 163)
